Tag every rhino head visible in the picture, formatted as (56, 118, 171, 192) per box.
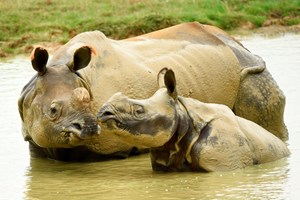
(18, 46, 100, 148)
(97, 68, 178, 148)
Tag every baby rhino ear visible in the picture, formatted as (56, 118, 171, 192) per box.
(157, 67, 168, 88)
(164, 69, 177, 98)
(157, 68, 177, 99)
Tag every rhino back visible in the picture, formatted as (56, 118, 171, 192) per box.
(48, 22, 243, 113)
(236, 116, 290, 162)
(76, 23, 242, 113)
(179, 97, 289, 171)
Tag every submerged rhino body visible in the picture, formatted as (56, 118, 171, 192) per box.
(18, 22, 287, 161)
(98, 69, 290, 171)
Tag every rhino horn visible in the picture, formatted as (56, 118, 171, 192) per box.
(30, 46, 49, 75)
(71, 87, 91, 110)
(68, 46, 94, 72)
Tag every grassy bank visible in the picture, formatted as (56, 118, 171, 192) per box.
(0, 0, 299, 58)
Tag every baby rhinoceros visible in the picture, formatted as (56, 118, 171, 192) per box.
(97, 68, 290, 172)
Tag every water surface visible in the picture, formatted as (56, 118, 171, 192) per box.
(0, 34, 299, 200)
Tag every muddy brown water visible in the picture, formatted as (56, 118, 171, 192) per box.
(0, 34, 299, 200)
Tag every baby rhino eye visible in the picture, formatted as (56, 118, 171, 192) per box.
(133, 104, 144, 118)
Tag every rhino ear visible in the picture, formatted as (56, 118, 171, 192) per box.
(164, 69, 177, 98)
(30, 46, 48, 75)
(158, 68, 177, 99)
(68, 46, 93, 72)
(157, 67, 168, 88)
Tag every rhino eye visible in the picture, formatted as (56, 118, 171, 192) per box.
(48, 101, 62, 120)
(50, 107, 57, 115)
(133, 104, 144, 118)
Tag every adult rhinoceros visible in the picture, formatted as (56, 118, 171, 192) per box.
(18, 22, 287, 161)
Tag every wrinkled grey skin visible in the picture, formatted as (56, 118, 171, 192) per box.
(98, 69, 290, 172)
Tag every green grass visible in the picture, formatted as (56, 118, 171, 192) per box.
(0, 0, 299, 57)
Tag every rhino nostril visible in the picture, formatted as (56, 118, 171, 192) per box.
(97, 110, 117, 122)
(102, 111, 114, 117)
(73, 123, 82, 131)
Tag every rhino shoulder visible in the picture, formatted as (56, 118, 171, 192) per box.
(178, 96, 231, 127)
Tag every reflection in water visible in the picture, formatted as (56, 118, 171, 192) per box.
(0, 57, 32, 200)
(25, 155, 289, 200)
(0, 34, 299, 200)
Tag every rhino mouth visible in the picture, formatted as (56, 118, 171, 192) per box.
(61, 132, 83, 145)
(60, 121, 101, 142)
(61, 127, 84, 140)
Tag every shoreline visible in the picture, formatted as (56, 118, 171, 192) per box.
(1, 24, 299, 61)
(232, 23, 300, 38)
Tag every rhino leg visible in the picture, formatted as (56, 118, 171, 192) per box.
(234, 68, 288, 141)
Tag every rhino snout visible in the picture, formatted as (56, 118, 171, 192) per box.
(66, 115, 100, 139)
